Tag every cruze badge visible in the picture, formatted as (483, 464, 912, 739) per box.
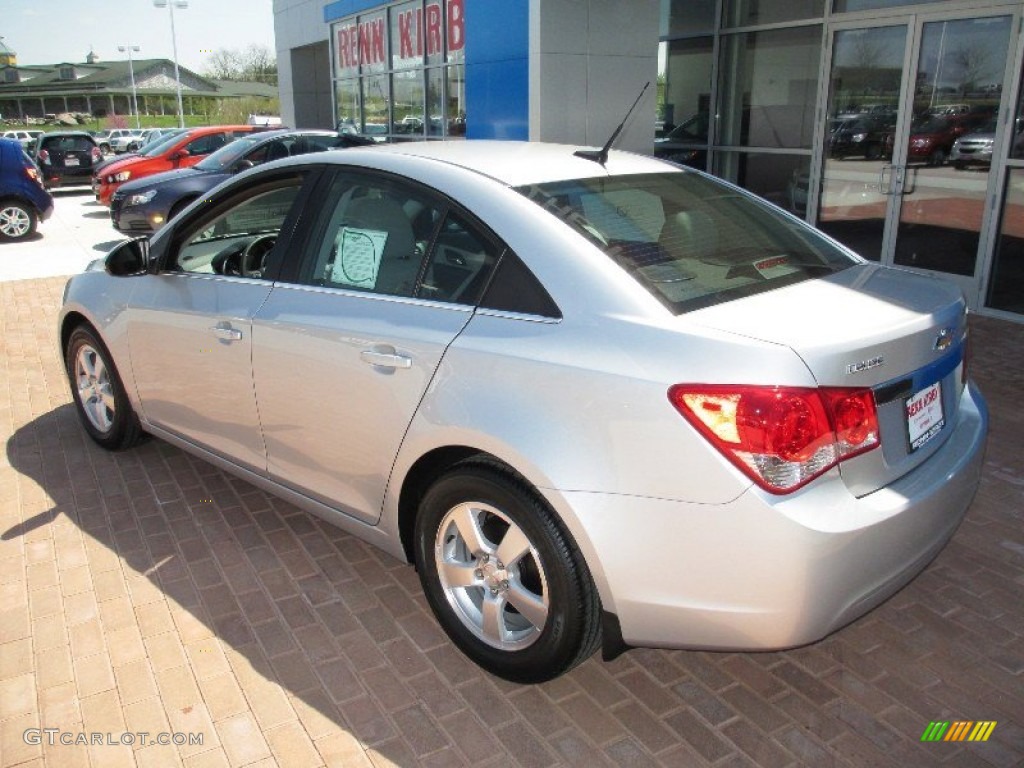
(846, 356, 885, 375)
(934, 327, 954, 352)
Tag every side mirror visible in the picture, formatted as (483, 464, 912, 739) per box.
(105, 238, 149, 277)
(172, 149, 189, 163)
(233, 159, 255, 172)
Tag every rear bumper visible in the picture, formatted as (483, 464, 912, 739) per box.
(555, 382, 987, 651)
(43, 170, 93, 189)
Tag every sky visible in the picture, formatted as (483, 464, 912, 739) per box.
(3, 0, 277, 74)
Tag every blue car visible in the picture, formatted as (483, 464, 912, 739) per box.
(0, 137, 54, 241)
(110, 130, 373, 234)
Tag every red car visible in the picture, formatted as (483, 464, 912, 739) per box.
(907, 113, 986, 166)
(92, 125, 258, 206)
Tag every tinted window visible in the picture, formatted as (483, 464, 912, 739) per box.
(479, 251, 560, 318)
(185, 133, 230, 156)
(517, 172, 856, 314)
(42, 136, 94, 152)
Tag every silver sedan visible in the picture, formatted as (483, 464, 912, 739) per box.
(59, 141, 987, 683)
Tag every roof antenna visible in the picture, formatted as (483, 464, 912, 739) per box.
(574, 81, 650, 166)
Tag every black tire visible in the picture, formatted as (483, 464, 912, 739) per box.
(929, 149, 946, 166)
(0, 199, 37, 241)
(64, 325, 145, 450)
(414, 464, 601, 683)
(865, 143, 881, 160)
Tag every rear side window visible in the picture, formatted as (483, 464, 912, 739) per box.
(480, 252, 560, 318)
(517, 172, 857, 314)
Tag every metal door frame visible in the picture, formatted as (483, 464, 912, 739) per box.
(812, 5, 1022, 307)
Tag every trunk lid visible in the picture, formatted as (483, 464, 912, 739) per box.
(688, 263, 967, 495)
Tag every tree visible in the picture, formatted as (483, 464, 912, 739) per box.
(203, 45, 277, 86)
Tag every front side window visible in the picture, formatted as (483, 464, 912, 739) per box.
(518, 172, 856, 313)
(305, 174, 440, 297)
(171, 181, 304, 278)
(184, 133, 230, 157)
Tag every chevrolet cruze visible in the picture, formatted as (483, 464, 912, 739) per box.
(59, 141, 987, 682)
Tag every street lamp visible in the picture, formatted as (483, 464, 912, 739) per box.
(153, 0, 188, 129)
(117, 44, 141, 130)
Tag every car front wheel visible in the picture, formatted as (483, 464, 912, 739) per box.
(0, 200, 37, 240)
(414, 464, 602, 683)
(65, 326, 145, 450)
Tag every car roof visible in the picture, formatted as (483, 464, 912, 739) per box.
(325, 140, 677, 187)
(41, 131, 95, 138)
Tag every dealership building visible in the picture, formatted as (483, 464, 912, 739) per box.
(273, 0, 1024, 322)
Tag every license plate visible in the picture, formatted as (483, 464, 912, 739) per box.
(65, 156, 79, 166)
(906, 381, 944, 451)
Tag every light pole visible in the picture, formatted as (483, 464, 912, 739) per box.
(117, 44, 141, 129)
(153, 0, 188, 128)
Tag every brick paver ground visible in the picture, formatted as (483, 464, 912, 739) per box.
(1, 275, 1022, 768)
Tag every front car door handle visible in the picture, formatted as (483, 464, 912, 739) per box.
(360, 349, 412, 369)
(210, 325, 243, 341)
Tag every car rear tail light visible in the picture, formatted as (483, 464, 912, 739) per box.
(37, 149, 50, 165)
(668, 385, 879, 494)
(24, 166, 42, 186)
(91, 147, 102, 163)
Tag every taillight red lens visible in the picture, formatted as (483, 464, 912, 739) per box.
(91, 147, 102, 162)
(668, 384, 879, 494)
(822, 389, 878, 457)
(37, 149, 50, 165)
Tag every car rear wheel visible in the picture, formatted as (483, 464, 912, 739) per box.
(65, 326, 145, 450)
(0, 200, 36, 240)
(929, 148, 946, 166)
(414, 464, 602, 683)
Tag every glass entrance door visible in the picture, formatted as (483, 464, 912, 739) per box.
(816, 11, 1018, 303)
(817, 24, 909, 262)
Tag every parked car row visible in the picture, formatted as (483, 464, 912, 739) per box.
(110, 129, 373, 233)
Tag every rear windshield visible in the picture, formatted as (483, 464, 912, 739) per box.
(42, 136, 95, 152)
(517, 172, 857, 314)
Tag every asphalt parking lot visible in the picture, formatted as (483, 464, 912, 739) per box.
(0, 190, 1022, 767)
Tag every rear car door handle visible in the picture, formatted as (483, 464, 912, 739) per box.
(360, 349, 412, 369)
(210, 324, 243, 341)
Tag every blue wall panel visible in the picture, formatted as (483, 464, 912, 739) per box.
(324, 0, 387, 22)
(465, 0, 529, 140)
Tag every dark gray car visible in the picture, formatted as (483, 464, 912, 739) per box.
(31, 131, 103, 189)
(110, 129, 373, 233)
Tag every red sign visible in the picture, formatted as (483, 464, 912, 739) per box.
(337, 0, 464, 71)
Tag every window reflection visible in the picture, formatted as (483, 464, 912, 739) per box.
(655, 38, 712, 169)
(660, 0, 716, 37)
(986, 171, 1024, 313)
(724, 0, 824, 28)
(718, 27, 821, 149)
(714, 151, 813, 215)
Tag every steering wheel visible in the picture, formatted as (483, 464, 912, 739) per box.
(210, 241, 247, 276)
(240, 234, 276, 278)
(210, 235, 276, 278)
